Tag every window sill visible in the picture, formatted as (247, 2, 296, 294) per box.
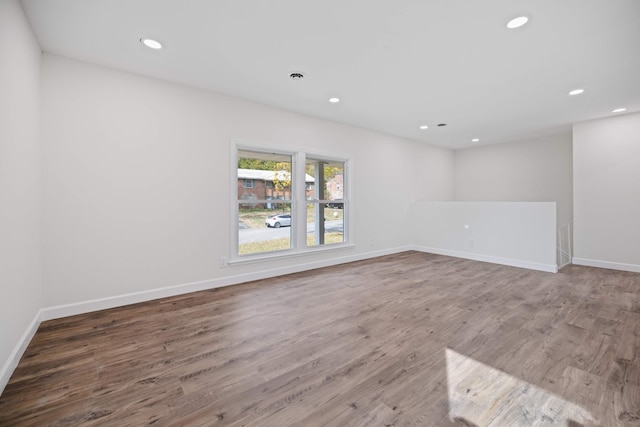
(229, 242, 355, 266)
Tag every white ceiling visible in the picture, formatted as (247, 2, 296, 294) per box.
(20, 0, 640, 149)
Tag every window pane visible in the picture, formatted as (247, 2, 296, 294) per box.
(237, 150, 293, 255)
(305, 158, 345, 247)
(238, 151, 292, 203)
(238, 203, 292, 255)
(306, 203, 344, 247)
(305, 159, 344, 203)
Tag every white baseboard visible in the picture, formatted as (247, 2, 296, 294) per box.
(572, 257, 640, 274)
(0, 309, 42, 394)
(41, 246, 412, 321)
(413, 246, 558, 273)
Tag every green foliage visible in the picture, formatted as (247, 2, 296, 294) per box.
(305, 164, 343, 181)
(324, 166, 342, 181)
(237, 158, 277, 170)
(272, 161, 291, 193)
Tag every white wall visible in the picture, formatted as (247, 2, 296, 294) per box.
(410, 201, 557, 272)
(454, 134, 573, 226)
(41, 54, 455, 309)
(573, 112, 640, 272)
(0, 0, 43, 390)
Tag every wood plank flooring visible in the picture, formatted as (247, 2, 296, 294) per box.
(1, 251, 639, 426)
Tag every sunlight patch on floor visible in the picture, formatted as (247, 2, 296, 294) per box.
(445, 348, 594, 426)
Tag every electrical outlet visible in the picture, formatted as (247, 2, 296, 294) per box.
(219, 257, 228, 268)
(469, 239, 475, 248)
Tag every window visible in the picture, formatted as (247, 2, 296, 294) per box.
(234, 145, 349, 259)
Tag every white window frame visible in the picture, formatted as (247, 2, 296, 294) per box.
(230, 142, 352, 264)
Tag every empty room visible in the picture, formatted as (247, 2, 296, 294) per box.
(1, 0, 640, 425)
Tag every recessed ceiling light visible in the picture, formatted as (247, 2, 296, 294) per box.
(506, 16, 529, 29)
(472, 138, 479, 142)
(328, 97, 340, 103)
(140, 38, 162, 49)
(419, 125, 429, 130)
(612, 107, 627, 113)
(569, 89, 584, 96)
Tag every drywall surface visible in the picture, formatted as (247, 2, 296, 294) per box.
(0, 0, 43, 390)
(454, 134, 573, 227)
(411, 201, 557, 272)
(573, 112, 640, 271)
(41, 54, 455, 307)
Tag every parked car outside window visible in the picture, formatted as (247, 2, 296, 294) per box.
(265, 214, 291, 228)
